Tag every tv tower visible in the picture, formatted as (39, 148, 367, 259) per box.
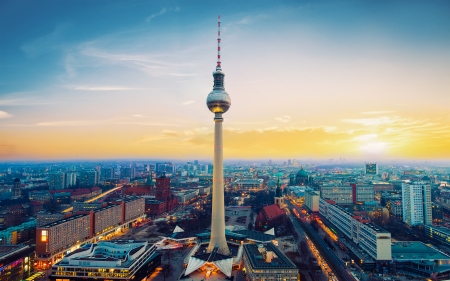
(206, 15, 231, 256)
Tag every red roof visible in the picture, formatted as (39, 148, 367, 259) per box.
(123, 185, 153, 196)
(71, 189, 91, 196)
(262, 204, 285, 220)
(91, 186, 102, 191)
(29, 201, 43, 206)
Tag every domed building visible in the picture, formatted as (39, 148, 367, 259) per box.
(295, 167, 309, 186)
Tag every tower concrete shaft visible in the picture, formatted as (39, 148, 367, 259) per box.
(207, 112, 230, 255)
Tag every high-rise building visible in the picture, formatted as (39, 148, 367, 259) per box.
(48, 172, 66, 190)
(205, 14, 231, 256)
(155, 163, 173, 175)
(155, 175, 170, 201)
(365, 163, 378, 175)
(12, 178, 21, 198)
(120, 167, 135, 179)
(78, 169, 98, 187)
(65, 171, 77, 189)
(402, 181, 432, 226)
(100, 167, 115, 181)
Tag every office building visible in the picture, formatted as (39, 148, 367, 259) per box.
(402, 181, 432, 226)
(100, 167, 115, 181)
(37, 212, 65, 227)
(48, 172, 66, 190)
(231, 179, 264, 191)
(65, 171, 77, 189)
(0, 220, 36, 245)
(304, 190, 320, 213)
(120, 167, 135, 179)
(12, 178, 21, 198)
(320, 185, 353, 204)
(319, 198, 392, 261)
(425, 225, 450, 247)
(49, 240, 161, 281)
(78, 170, 98, 187)
(365, 163, 378, 175)
(0, 244, 34, 281)
(36, 214, 91, 260)
(353, 184, 375, 203)
(35, 197, 145, 265)
(432, 203, 443, 224)
(242, 243, 298, 281)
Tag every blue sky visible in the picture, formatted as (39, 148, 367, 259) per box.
(0, 0, 449, 160)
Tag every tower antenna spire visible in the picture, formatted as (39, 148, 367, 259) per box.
(216, 15, 221, 70)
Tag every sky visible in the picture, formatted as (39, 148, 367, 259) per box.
(0, 0, 449, 161)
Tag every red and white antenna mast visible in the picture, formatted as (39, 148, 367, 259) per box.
(216, 15, 221, 70)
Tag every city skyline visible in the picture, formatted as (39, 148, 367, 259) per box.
(1, 0, 449, 161)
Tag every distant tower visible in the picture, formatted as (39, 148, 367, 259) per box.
(206, 15, 231, 256)
(12, 178, 21, 198)
(274, 177, 284, 208)
(155, 174, 170, 201)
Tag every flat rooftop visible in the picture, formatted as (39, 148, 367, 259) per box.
(243, 242, 297, 269)
(391, 241, 450, 261)
(0, 244, 28, 257)
(40, 214, 87, 228)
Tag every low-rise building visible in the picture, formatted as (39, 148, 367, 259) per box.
(49, 240, 161, 281)
(304, 190, 319, 212)
(0, 244, 35, 281)
(232, 179, 264, 191)
(0, 220, 36, 245)
(255, 204, 286, 232)
(319, 198, 391, 262)
(242, 242, 298, 281)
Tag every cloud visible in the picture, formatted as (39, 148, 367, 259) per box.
(145, 8, 167, 22)
(145, 7, 180, 22)
(116, 122, 180, 127)
(78, 46, 197, 77)
(361, 111, 395, 115)
(353, 134, 378, 141)
(236, 14, 269, 25)
(274, 116, 291, 123)
(64, 54, 77, 78)
(163, 130, 179, 137)
(21, 23, 71, 57)
(182, 100, 195, 105)
(0, 111, 12, 118)
(37, 120, 104, 126)
(342, 116, 394, 126)
(74, 86, 137, 91)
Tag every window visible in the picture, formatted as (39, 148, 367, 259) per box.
(41, 230, 48, 242)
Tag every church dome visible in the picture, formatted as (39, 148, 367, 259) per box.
(296, 168, 308, 178)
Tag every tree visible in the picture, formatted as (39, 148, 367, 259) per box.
(248, 222, 254, 231)
(161, 264, 174, 281)
(162, 249, 175, 263)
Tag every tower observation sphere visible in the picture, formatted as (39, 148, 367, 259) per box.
(206, 70, 231, 113)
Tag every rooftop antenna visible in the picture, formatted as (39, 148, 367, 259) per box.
(216, 15, 221, 71)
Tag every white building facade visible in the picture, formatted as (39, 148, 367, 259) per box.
(402, 181, 432, 226)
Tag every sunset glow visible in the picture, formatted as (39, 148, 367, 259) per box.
(0, 1, 449, 160)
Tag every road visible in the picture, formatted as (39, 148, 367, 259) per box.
(287, 201, 356, 281)
(62, 185, 123, 213)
